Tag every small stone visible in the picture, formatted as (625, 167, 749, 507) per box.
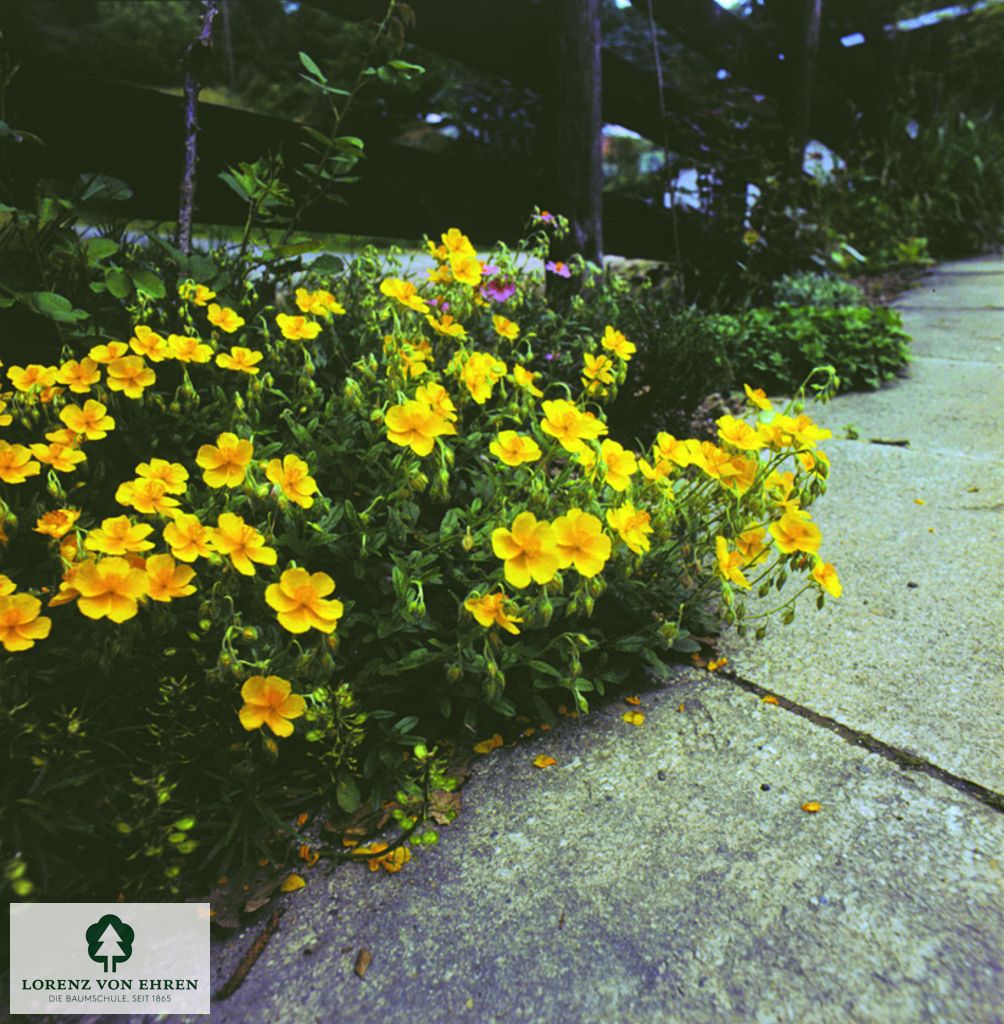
(761, 783, 771, 792)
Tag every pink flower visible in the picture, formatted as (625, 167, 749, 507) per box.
(482, 277, 516, 303)
(545, 260, 572, 279)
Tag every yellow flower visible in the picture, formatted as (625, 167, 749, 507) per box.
(0, 574, 14, 596)
(73, 556, 148, 622)
(29, 442, 86, 473)
(492, 315, 520, 341)
(717, 414, 766, 451)
(238, 675, 306, 738)
(532, 754, 557, 769)
(179, 281, 216, 306)
(491, 511, 560, 589)
(209, 513, 277, 576)
(736, 526, 769, 566)
(449, 252, 482, 287)
(379, 278, 429, 314)
(207, 304, 245, 333)
(276, 313, 322, 341)
(385, 400, 456, 457)
(743, 383, 772, 411)
(415, 382, 457, 422)
(490, 431, 541, 467)
(0, 442, 41, 484)
(790, 414, 832, 449)
(266, 454, 318, 509)
(265, 567, 344, 634)
(654, 432, 702, 468)
(136, 458, 188, 494)
(552, 508, 611, 577)
(582, 352, 615, 390)
(196, 432, 254, 488)
(60, 400, 115, 440)
(0, 593, 52, 652)
(428, 263, 453, 285)
(769, 511, 822, 555)
(811, 560, 842, 598)
(8, 364, 58, 392)
(601, 326, 636, 361)
(34, 508, 80, 539)
(638, 458, 673, 485)
(512, 364, 544, 398)
(116, 478, 181, 517)
(88, 341, 129, 364)
(473, 733, 504, 754)
(464, 591, 523, 635)
(426, 312, 467, 339)
(85, 516, 155, 556)
(0, 398, 11, 427)
(622, 711, 645, 726)
(216, 346, 264, 374)
(355, 842, 411, 873)
(461, 351, 506, 404)
(295, 288, 345, 317)
(441, 227, 475, 255)
(397, 343, 430, 379)
(163, 513, 212, 562)
(56, 358, 101, 393)
(145, 553, 197, 601)
(129, 325, 171, 362)
(106, 356, 155, 398)
(605, 501, 652, 555)
(539, 399, 608, 453)
(168, 334, 214, 363)
(715, 536, 751, 589)
(599, 440, 637, 492)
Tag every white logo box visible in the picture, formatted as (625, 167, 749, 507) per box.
(10, 902, 210, 1015)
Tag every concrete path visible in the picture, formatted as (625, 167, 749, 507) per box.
(173, 258, 1003, 1024)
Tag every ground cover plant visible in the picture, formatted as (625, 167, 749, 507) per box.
(0, 218, 844, 903)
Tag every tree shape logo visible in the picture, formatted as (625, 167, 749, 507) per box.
(85, 914, 135, 973)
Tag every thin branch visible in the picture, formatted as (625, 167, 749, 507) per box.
(177, 0, 219, 256)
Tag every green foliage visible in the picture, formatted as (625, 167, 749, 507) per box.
(0, 219, 840, 902)
(737, 306, 911, 394)
(773, 272, 866, 309)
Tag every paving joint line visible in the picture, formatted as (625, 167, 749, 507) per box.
(713, 668, 1004, 813)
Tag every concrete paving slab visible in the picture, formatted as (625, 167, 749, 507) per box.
(931, 257, 1004, 275)
(170, 672, 1003, 1024)
(898, 310, 1004, 362)
(721, 439, 1004, 793)
(894, 272, 1004, 310)
(829, 355, 1004, 459)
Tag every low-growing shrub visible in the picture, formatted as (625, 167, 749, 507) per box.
(737, 305, 911, 394)
(773, 272, 867, 309)
(0, 223, 842, 902)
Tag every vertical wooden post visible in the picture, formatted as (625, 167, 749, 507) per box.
(774, 0, 822, 180)
(540, 0, 604, 276)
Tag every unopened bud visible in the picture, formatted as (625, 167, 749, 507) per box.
(461, 529, 475, 552)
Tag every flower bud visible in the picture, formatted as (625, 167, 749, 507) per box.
(461, 529, 475, 552)
(447, 664, 462, 682)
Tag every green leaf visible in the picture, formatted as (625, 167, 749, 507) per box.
(387, 60, 425, 75)
(298, 51, 327, 82)
(131, 270, 166, 299)
(85, 237, 119, 262)
(105, 268, 132, 299)
(29, 291, 89, 322)
(218, 171, 252, 203)
(335, 777, 360, 814)
(77, 173, 132, 203)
